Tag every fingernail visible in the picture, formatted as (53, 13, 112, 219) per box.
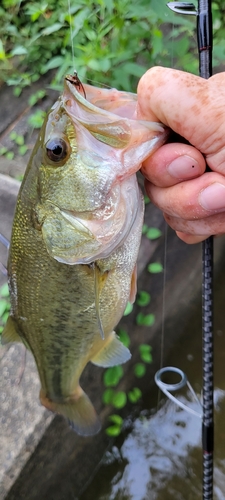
(199, 183, 225, 211)
(167, 156, 200, 179)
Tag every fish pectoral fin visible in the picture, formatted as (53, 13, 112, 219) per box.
(1, 316, 23, 345)
(129, 264, 137, 304)
(91, 331, 131, 367)
(40, 388, 101, 437)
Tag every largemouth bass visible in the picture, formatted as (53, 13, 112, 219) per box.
(2, 75, 168, 435)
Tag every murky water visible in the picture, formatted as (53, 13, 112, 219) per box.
(80, 260, 225, 500)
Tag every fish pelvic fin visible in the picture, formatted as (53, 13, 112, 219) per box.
(1, 316, 23, 345)
(91, 331, 131, 367)
(40, 387, 101, 437)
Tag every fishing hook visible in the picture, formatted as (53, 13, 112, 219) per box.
(156, 3, 214, 499)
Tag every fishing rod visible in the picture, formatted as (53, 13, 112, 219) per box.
(155, 2, 214, 499)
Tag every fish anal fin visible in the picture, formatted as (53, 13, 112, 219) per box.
(129, 264, 137, 304)
(1, 316, 23, 345)
(40, 388, 101, 437)
(91, 331, 131, 367)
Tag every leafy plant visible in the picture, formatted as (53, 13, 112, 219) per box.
(103, 365, 124, 387)
(136, 291, 151, 307)
(142, 225, 162, 240)
(1, 0, 216, 95)
(139, 344, 152, 363)
(0, 146, 14, 160)
(106, 414, 123, 436)
(128, 387, 142, 403)
(0, 283, 10, 335)
(9, 130, 28, 155)
(134, 362, 146, 378)
(117, 328, 130, 348)
(136, 312, 155, 326)
(148, 262, 163, 273)
(27, 109, 46, 129)
(123, 302, 133, 316)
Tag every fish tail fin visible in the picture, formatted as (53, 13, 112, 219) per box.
(40, 388, 101, 437)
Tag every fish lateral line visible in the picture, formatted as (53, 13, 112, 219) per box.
(90, 261, 105, 340)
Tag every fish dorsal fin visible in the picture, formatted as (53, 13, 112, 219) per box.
(1, 316, 23, 345)
(91, 262, 105, 340)
(91, 331, 131, 367)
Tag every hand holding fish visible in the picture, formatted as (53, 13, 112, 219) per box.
(137, 67, 225, 244)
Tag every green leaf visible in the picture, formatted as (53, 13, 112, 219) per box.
(122, 61, 147, 78)
(9, 131, 17, 141)
(28, 90, 46, 106)
(146, 228, 162, 240)
(102, 388, 114, 405)
(142, 224, 148, 235)
(41, 23, 63, 36)
(144, 195, 150, 204)
(0, 147, 8, 155)
(134, 363, 146, 378)
(19, 145, 28, 155)
(13, 87, 22, 97)
(0, 300, 8, 317)
(108, 414, 123, 425)
(112, 391, 127, 409)
(11, 46, 28, 56)
(136, 291, 151, 307)
(106, 425, 121, 436)
(123, 302, 133, 316)
(6, 151, 14, 160)
(42, 56, 64, 72)
(0, 39, 6, 60)
(2, 311, 9, 324)
(128, 387, 142, 403)
(0, 283, 9, 298)
(139, 350, 152, 363)
(117, 328, 130, 348)
(148, 262, 163, 273)
(139, 344, 152, 354)
(15, 135, 24, 146)
(103, 365, 124, 387)
(27, 110, 46, 129)
(136, 313, 155, 327)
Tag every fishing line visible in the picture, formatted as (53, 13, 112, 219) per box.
(157, 221, 168, 409)
(68, 0, 75, 69)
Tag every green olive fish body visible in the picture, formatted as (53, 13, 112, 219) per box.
(2, 77, 168, 435)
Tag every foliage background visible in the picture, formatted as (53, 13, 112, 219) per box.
(1, 0, 225, 96)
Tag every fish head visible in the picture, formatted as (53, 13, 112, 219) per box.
(25, 76, 169, 264)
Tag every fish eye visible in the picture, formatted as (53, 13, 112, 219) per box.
(46, 138, 69, 163)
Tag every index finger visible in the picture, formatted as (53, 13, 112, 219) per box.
(137, 67, 225, 172)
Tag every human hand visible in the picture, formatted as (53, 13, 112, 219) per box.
(137, 67, 225, 243)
